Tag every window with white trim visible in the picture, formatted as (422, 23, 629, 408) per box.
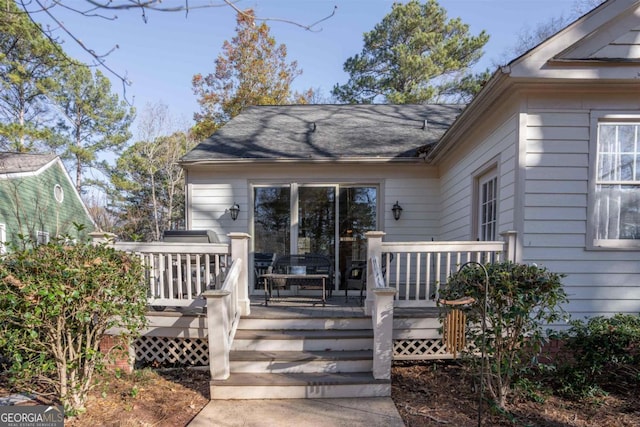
(594, 122, 640, 245)
(37, 230, 50, 246)
(477, 170, 498, 241)
(0, 223, 6, 254)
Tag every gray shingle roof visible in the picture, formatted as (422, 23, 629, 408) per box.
(181, 104, 464, 162)
(0, 152, 57, 174)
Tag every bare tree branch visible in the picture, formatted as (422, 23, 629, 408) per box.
(13, 1, 338, 100)
(225, 2, 337, 32)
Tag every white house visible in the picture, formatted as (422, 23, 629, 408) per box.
(180, 0, 640, 320)
(105, 0, 640, 400)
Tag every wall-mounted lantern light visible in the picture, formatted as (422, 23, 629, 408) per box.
(392, 201, 403, 221)
(229, 203, 240, 221)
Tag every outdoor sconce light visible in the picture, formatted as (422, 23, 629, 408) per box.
(392, 201, 403, 221)
(229, 203, 240, 221)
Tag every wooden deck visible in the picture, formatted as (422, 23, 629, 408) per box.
(143, 294, 442, 320)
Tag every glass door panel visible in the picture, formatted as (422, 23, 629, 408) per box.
(297, 187, 336, 259)
(254, 186, 291, 263)
(339, 187, 377, 290)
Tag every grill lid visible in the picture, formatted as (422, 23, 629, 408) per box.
(162, 230, 220, 243)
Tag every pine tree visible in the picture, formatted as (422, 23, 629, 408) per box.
(0, 3, 66, 152)
(52, 65, 134, 193)
(332, 0, 489, 104)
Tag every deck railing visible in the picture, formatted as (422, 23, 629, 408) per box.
(365, 231, 517, 310)
(112, 242, 231, 308)
(370, 255, 397, 380)
(204, 257, 243, 380)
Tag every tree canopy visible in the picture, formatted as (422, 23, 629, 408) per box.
(52, 66, 134, 193)
(0, 1, 66, 152)
(101, 102, 195, 241)
(332, 0, 489, 104)
(192, 9, 310, 140)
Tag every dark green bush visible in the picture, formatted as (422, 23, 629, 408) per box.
(554, 313, 640, 398)
(440, 261, 568, 408)
(0, 240, 147, 414)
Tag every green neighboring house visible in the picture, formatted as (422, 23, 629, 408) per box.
(0, 152, 96, 252)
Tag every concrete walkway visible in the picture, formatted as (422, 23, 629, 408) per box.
(187, 398, 405, 427)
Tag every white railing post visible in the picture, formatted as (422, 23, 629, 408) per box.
(365, 231, 386, 315)
(203, 289, 231, 380)
(228, 232, 251, 316)
(500, 231, 518, 263)
(372, 287, 397, 379)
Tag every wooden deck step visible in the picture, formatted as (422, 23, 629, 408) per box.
(234, 329, 373, 340)
(230, 350, 373, 373)
(210, 372, 391, 399)
(233, 329, 373, 351)
(238, 316, 372, 330)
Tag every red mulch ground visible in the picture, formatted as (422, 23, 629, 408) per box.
(2, 361, 639, 426)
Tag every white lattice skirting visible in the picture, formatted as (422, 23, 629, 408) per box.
(393, 339, 454, 360)
(132, 337, 454, 367)
(134, 336, 209, 367)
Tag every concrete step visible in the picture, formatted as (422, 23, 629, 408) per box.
(238, 317, 372, 331)
(210, 372, 391, 399)
(232, 329, 373, 351)
(230, 350, 373, 373)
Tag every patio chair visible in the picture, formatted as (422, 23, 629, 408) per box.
(344, 253, 393, 306)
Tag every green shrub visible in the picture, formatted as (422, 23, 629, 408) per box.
(0, 240, 147, 414)
(440, 261, 568, 408)
(554, 314, 640, 398)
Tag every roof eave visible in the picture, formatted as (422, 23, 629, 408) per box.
(425, 69, 512, 163)
(179, 156, 424, 167)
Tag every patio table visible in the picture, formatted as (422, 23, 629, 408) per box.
(261, 273, 329, 306)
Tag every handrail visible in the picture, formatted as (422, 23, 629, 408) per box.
(111, 241, 231, 308)
(379, 240, 505, 307)
(369, 254, 397, 380)
(203, 258, 242, 380)
(369, 255, 386, 288)
(219, 258, 242, 343)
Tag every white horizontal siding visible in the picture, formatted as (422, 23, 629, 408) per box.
(523, 108, 640, 317)
(525, 194, 587, 207)
(563, 273, 640, 286)
(523, 234, 586, 247)
(187, 164, 439, 243)
(528, 140, 590, 154)
(526, 167, 588, 181)
(524, 220, 586, 234)
(384, 178, 440, 241)
(525, 247, 640, 262)
(189, 179, 248, 241)
(439, 114, 518, 240)
(525, 153, 588, 168)
(526, 180, 587, 194)
(524, 207, 586, 221)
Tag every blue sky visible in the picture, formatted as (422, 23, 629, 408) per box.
(31, 0, 585, 136)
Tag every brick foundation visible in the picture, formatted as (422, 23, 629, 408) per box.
(537, 338, 566, 364)
(99, 335, 134, 373)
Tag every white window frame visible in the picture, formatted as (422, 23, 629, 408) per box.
(37, 230, 50, 246)
(588, 111, 640, 250)
(0, 223, 6, 254)
(473, 165, 499, 242)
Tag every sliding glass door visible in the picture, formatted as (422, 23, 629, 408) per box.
(253, 184, 377, 292)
